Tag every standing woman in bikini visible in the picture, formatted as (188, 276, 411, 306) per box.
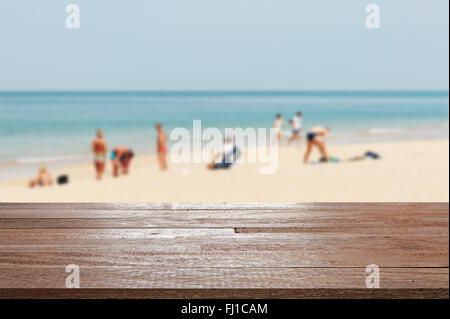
(92, 129, 107, 180)
(155, 123, 168, 171)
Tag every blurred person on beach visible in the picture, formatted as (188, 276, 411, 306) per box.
(155, 123, 168, 171)
(303, 126, 331, 164)
(288, 111, 303, 146)
(91, 129, 107, 180)
(29, 166, 52, 188)
(273, 114, 286, 143)
(207, 137, 241, 170)
(111, 146, 134, 177)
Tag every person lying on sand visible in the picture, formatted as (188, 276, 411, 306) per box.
(303, 126, 330, 164)
(207, 137, 241, 170)
(91, 129, 107, 180)
(348, 151, 381, 161)
(111, 146, 134, 177)
(311, 151, 381, 164)
(29, 166, 52, 188)
(155, 123, 168, 171)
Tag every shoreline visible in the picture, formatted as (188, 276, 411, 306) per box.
(1, 121, 448, 172)
(1, 127, 448, 183)
(0, 138, 448, 202)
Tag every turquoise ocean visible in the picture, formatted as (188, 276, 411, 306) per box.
(0, 91, 448, 180)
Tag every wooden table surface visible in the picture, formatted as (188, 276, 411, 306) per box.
(0, 203, 448, 299)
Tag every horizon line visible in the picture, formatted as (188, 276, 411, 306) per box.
(0, 89, 448, 94)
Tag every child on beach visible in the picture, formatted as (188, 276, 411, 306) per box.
(288, 112, 302, 146)
(111, 146, 134, 177)
(273, 114, 286, 143)
(303, 126, 331, 164)
(29, 166, 52, 188)
(155, 123, 168, 171)
(91, 129, 107, 180)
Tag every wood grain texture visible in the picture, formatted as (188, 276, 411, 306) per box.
(0, 203, 448, 299)
(1, 289, 448, 299)
(0, 267, 447, 289)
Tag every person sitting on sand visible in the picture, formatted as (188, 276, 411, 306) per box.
(303, 126, 331, 164)
(91, 129, 107, 180)
(155, 123, 168, 171)
(29, 166, 52, 188)
(207, 137, 241, 170)
(111, 146, 134, 177)
(288, 112, 302, 146)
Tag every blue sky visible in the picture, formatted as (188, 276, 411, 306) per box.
(0, 0, 448, 91)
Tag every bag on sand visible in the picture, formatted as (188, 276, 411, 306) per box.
(57, 175, 69, 185)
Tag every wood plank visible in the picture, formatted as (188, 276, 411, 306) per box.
(0, 228, 447, 243)
(0, 208, 447, 228)
(1, 288, 448, 299)
(0, 202, 447, 211)
(234, 226, 448, 234)
(0, 267, 447, 289)
(0, 203, 446, 215)
(0, 241, 446, 267)
(1, 203, 446, 231)
(1, 218, 446, 229)
(0, 227, 449, 245)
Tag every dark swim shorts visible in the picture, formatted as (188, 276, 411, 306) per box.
(212, 162, 232, 170)
(307, 132, 317, 141)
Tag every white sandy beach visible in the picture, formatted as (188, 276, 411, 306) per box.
(0, 139, 448, 202)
